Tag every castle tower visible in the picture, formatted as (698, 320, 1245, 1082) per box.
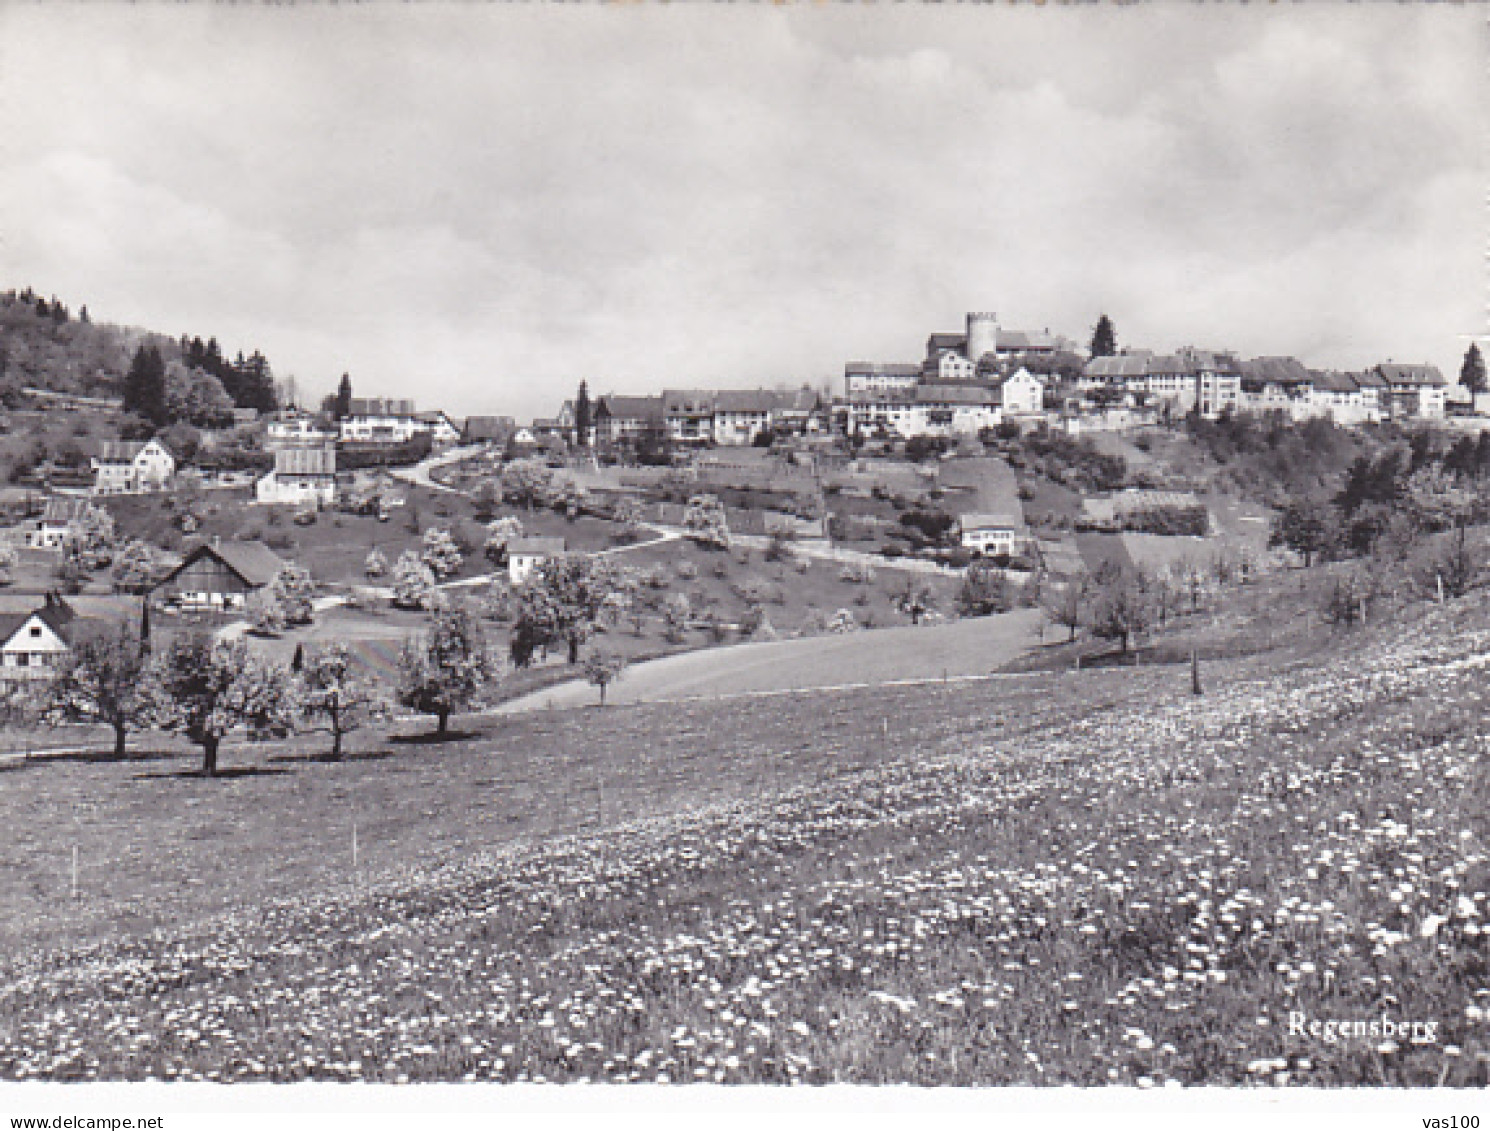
(965, 311, 999, 365)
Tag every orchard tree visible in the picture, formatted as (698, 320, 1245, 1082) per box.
(153, 634, 293, 776)
(1270, 497, 1335, 567)
(957, 561, 1012, 617)
(364, 546, 388, 579)
(583, 647, 628, 706)
(511, 552, 623, 664)
(299, 643, 387, 760)
(421, 527, 464, 580)
(892, 579, 937, 625)
(391, 550, 438, 610)
(1090, 314, 1117, 359)
(0, 545, 16, 587)
(484, 515, 524, 562)
(248, 589, 287, 636)
(111, 540, 160, 594)
(661, 592, 692, 643)
(502, 458, 556, 511)
(269, 562, 316, 625)
(396, 605, 498, 735)
(1087, 566, 1152, 655)
(1043, 575, 1090, 642)
(44, 622, 154, 759)
(683, 494, 729, 548)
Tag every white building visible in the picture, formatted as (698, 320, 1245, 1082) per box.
(91, 439, 175, 496)
(507, 536, 566, 585)
(0, 594, 77, 687)
(844, 362, 921, 396)
(1374, 364, 1447, 420)
(959, 512, 1028, 558)
(256, 446, 337, 507)
(266, 413, 337, 450)
(339, 397, 421, 444)
(997, 368, 1045, 416)
(415, 410, 462, 447)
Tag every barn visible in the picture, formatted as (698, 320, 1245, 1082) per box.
(153, 541, 287, 611)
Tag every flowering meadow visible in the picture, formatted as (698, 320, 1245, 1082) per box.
(0, 598, 1486, 1085)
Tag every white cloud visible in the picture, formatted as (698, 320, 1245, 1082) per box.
(0, 4, 1482, 419)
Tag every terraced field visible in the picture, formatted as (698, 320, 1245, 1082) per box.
(0, 596, 1486, 1086)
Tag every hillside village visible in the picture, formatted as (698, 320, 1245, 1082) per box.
(2, 285, 1489, 722)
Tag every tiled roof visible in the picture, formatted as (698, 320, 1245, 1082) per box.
(598, 395, 666, 420)
(926, 333, 967, 354)
(1375, 363, 1445, 387)
(273, 447, 336, 476)
(1240, 357, 1313, 386)
(507, 537, 566, 555)
(914, 385, 999, 405)
(161, 541, 286, 589)
(97, 441, 145, 463)
(845, 362, 921, 377)
(663, 390, 717, 416)
(960, 512, 1025, 531)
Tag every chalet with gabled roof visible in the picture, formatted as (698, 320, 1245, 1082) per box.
(153, 541, 287, 611)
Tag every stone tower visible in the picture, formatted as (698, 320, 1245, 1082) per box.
(965, 312, 999, 365)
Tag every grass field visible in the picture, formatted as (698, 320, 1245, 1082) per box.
(498, 608, 1043, 710)
(0, 588, 1485, 1085)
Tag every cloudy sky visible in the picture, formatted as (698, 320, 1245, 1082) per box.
(1, 5, 1483, 419)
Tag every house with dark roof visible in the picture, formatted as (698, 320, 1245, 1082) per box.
(91, 438, 175, 496)
(152, 541, 288, 611)
(463, 415, 517, 446)
(0, 593, 80, 687)
(594, 395, 667, 447)
(1372, 363, 1447, 420)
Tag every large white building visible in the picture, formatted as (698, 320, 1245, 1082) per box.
(256, 446, 337, 507)
(91, 439, 175, 496)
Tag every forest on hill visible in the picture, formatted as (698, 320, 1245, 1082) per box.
(0, 287, 279, 421)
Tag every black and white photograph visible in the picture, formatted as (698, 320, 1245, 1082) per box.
(0, 2, 1485, 1127)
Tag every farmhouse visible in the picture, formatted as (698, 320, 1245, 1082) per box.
(594, 395, 667, 447)
(91, 439, 175, 496)
(463, 415, 517, 446)
(0, 592, 77, 687)
(153, 541, 287, 611)
(25, 497, 102, 551)
(256, 446, 337, 507)
(507, 536, 566, 585)
(959, 512, 1028, 558)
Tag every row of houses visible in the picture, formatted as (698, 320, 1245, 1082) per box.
(589, 387, 827, 448)
(840, 309, 1474, 436)
(1080, 352, 1454, 424)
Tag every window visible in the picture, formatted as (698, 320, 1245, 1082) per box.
(29, 626, 41, 638)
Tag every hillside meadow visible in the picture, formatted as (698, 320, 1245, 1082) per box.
(0, 591, 1485, 1085)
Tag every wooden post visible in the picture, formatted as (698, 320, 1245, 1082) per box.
(352, 823, 359, 874)
(1191, 650, 1202, 697)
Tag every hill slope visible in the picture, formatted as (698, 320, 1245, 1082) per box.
(0, 598, 1486, 1086)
